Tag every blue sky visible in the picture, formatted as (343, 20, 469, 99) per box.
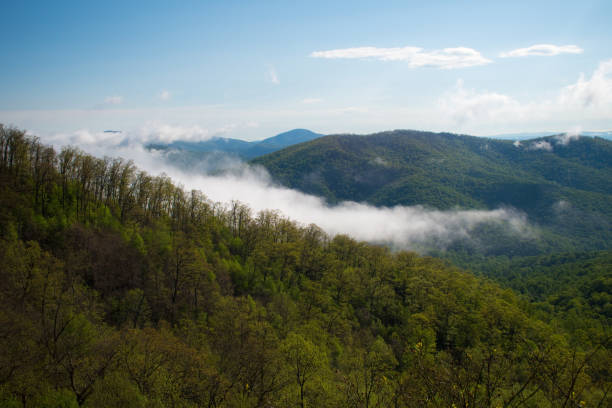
(1, 0, 612, 141)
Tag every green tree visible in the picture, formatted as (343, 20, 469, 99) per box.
(280, 332, 328, 408)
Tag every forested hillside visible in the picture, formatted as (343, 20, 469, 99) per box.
(252, 130, 612, 253)
(1, 125, 610, 407)
(446, 250, 612, 340)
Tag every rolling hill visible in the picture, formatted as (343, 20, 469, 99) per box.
(1, 126, 609, 407)
(252, 130, 612, 252)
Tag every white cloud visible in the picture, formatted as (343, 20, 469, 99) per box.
(529, 140, 553, 151)
(4, 60, 611, 141)
(36, 130, 532, 251)
(171, 166, 528, 250)
(104, 95, 123, 105)
(554, 127, 581, 145)
(267, 66, 280, 84)
(500, 44, 583, 58)
(438, 79, 527, 124)
(159, 90, 171, 100)
(513, 140, 522, 148)
(75, 129, 121, 144)
(310, 46, 491, 69)
(559, 59, 612, 108)
(139, 123, 212, 143)
(45, 124, 224, 149)
(438, 59, 612, 131)
(302, 98, 323, 104)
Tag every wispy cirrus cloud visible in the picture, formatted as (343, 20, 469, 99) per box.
(500, 44, 583, 58)
(310, 46, 491, 69)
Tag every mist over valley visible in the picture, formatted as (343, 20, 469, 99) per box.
(1, 1, 611, 406)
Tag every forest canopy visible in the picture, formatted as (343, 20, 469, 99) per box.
(0, 125, 609, 407)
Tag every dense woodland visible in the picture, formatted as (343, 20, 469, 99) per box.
(0, 125, 610, 407)
(252, 130, 612, 253)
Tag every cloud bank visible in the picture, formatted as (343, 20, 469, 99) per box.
(560, 59, 612, 108)
(39, 127, 531, 251)
(46, 123, 234, 146)
(139, 123, 214, 143)
(440, 59, 612, 128)
(500, 44, 583, 58)
(438, 79, 527, 124)
(310, 46, 491, 69)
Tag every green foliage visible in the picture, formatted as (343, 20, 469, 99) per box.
(0, 125, 610, 407)
(281, 332, 329, 407)
(253, 130, 612, 254)
(449, 250, 612, 347)
(84, 372, 145, 408)
(33, 389, 79, 408)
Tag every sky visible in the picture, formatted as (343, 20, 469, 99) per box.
(2, 0, 597, 249)
(1, 0, 612, 141)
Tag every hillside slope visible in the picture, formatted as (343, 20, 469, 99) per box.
(1, 125, 610, 407)
(252, 130, 612, 251)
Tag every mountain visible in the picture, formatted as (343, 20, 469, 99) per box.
(1, 126, 609, 407)
(255, 128, 325, 148)
(490, 130, 612, 141)
(582, 130, 612, 140)
(252, 130, 612, 253)
(148, 128, 323, 160)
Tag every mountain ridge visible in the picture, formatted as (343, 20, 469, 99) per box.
(1, 125, 609, 407)
(489, 130, 612, 141)
(148, 128, 324, 159)
(252, 129, 612, 253)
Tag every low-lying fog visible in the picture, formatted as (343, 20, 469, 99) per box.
(41, 129, 533, 251)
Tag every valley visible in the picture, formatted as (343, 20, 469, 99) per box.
(0, 125, 609, 407)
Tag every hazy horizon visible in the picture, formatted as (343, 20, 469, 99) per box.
(2, 1, 612, 141)
(2, 0, 611, 251)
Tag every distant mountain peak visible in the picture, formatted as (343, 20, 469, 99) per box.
(146, 128, 324, 159)
(258, 129, 323, 147)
